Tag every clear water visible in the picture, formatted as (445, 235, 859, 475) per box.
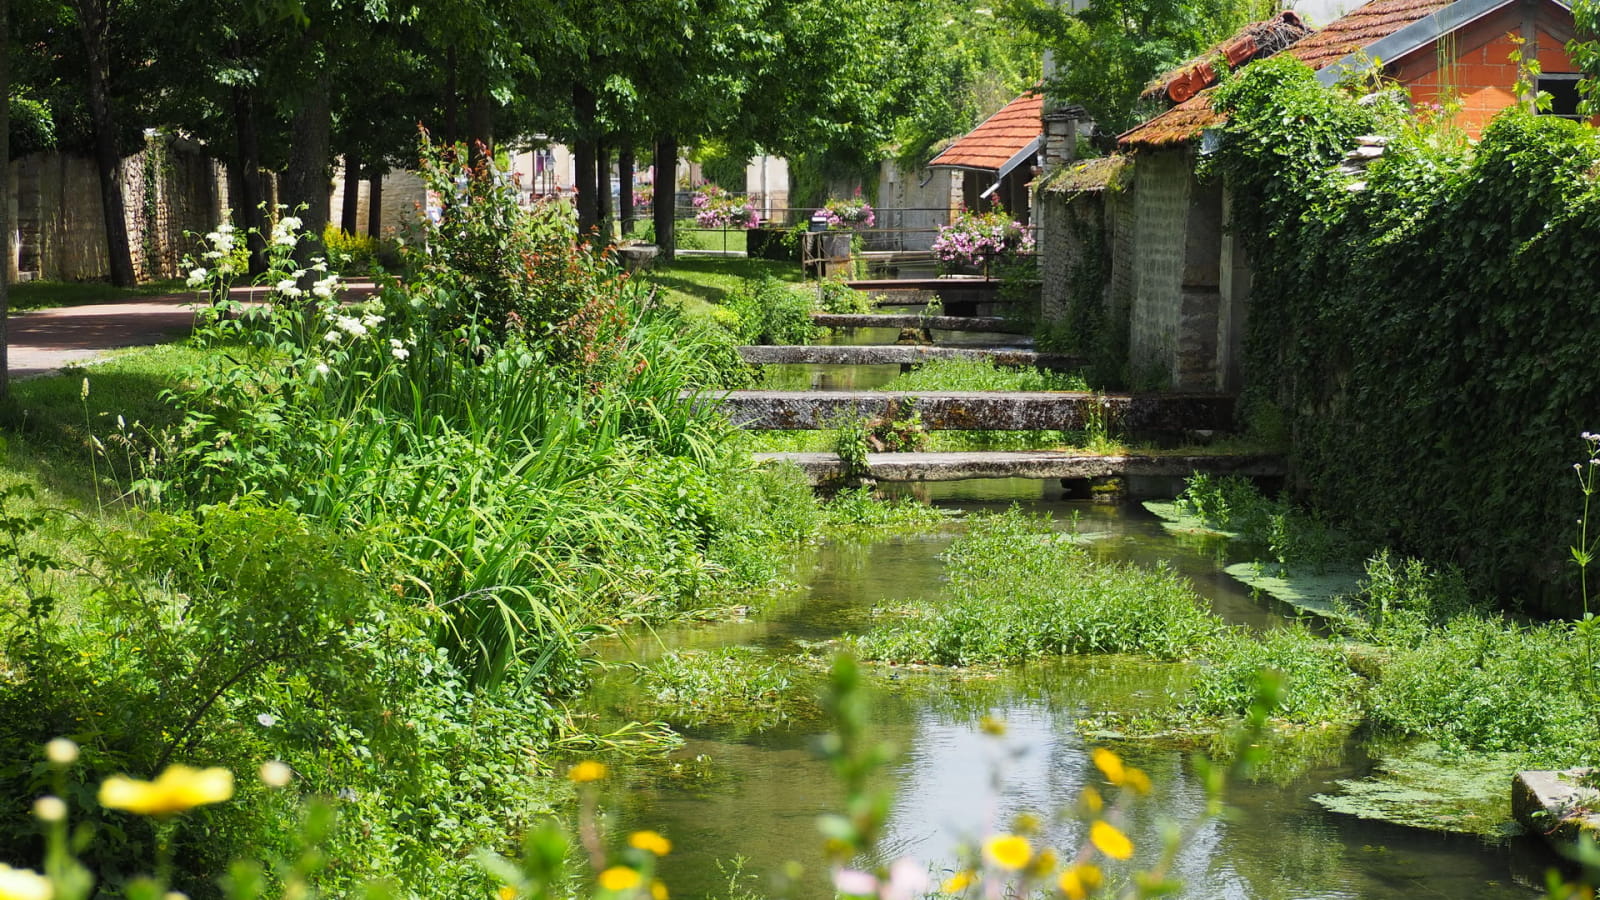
(588, 483, 1551, 899)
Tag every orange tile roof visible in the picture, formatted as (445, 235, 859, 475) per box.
(1119, 0, 1458, 148)
(929, 92, 1044, 171)
(1287, 0, 1455, 69)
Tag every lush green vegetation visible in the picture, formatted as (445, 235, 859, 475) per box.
(639, 257, 805, 325)
(1209, 55, 1600, 614)
(853, 503, 1600, 779)
(0, 149, 921, 894)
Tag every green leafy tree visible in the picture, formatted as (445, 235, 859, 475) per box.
(1000, 0, 1273, 133)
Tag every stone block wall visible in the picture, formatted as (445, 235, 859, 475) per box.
(328, 166, 426, 238)
(1129, 150, 1188, 384)
(9, 135, 230, 282)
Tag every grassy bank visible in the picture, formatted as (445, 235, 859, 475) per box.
(10, 278, 188, 311)
(0, 150, 920, 895)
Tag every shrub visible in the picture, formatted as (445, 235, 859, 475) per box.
(722, 275, 816, 344)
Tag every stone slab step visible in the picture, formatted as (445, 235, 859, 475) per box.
(1513, 769, 1600, 847)
(737, 345, 1069, 368)
(754, 451, 1285, 484)
(712, 391, 1234, 431)
(846, 277, 994, 291)
(811, 313, 1029, 334)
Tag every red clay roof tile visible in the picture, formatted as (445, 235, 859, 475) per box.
(1119, 0, 1459, 148)
(929, 92, 1045, 171)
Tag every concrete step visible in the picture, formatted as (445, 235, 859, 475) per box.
(738, 345, 1071, 368)
(754, 451, 1285, 484)
(811, 313, 1029, 334)
(712, 390, 1234, 431)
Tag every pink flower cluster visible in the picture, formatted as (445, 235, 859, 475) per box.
(820, 196, 875, 229)
(692, 183, 761, 229)
(931, 209, 1034, 267)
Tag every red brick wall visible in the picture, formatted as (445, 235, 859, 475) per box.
(1388, 2, 1581, 137)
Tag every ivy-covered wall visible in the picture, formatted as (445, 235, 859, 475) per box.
(1210, 56, 1600, 612)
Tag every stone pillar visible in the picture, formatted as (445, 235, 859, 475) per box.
(1217, 187, 1252, 392)
(1041, 106, 1082, 170)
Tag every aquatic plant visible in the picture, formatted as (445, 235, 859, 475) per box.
(853, 508, 1224, 665)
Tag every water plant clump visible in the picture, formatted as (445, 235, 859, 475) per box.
(852, 508, 1225, 665)
(878, 357, 1090, 393)
(721, 274, 817, 345)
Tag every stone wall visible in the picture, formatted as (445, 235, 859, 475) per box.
(1129, 150, 1189, 384)
(328, 166, 427, 238)
(8, 134, 230, 282)
(873, 163, 958, 252)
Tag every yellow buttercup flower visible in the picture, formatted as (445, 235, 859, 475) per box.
(497, 886, 517, 900)
(1123, 767, 1152, 795)
(941, 870, 976, 893)
(568, 761, 607, 783)
(1091, 748, 1124, 785)
(1058, 863, 1102, 900)
(983, 833, 1033, 870)
(1030, 848, 1059, 877)
(598, 867, 641, 892)
(650, 880, 668, 900)
(629, 830, 672, 856)
(0, 864, 52, 900)
(1089, 821, 1133, 860)
(1080, 786, 1104, 814)
(98, 765, 234, 816)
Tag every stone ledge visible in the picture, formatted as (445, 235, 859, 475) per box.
(753, 451, 1283, 483)
(736, 345, 1073, 368)
(810, 313, 1028, 334)
(1513, 769, 1600, 847)
(709, 391, 1235, 432)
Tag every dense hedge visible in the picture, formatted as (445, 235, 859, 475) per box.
(1209, 57, 1600, 612)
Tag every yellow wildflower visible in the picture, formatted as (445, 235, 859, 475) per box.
(598, 867, 641, 892)
(1091, 748, 1124, 785)
(98, 765, 234, 816)
(497, 886, 517, 900)
(1058, 863, 1102, 900)
(1089, 821, 1133, 860)
(651, 880, 668, 900)
(568, 761, 607, 783)
(979, 716, 1007, 736)
(0, 864, 53, 900)
(941, 870, 976, 893)
(1123, 767, 1152, 795)
(1080, 786, 1103, 815)
(983, 833, 1033, 870)
(1030, 848, 1059, 877)
(629, 830, 672, 856)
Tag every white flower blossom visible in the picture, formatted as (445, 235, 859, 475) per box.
(271, 216, 303, 247)
(259, 761, 293, 788)
(335, 316, 368, 338)
(186, 267, 209, 287)
(361, 313, 385, 329)
(33, 795, 66, 823)
(312, 275, 339, 300)
(390, 339, 410, 361)
(325, 331, 342, 343)
(257, 713, 276, 727)
(312, 259, 329, 273)
(203, 249, 224, 260)
(275, 279, 303, 299)
(315, 362, 331, 376)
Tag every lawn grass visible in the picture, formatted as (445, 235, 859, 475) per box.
(9, 278, 188, 311)
(641, 255, 806, 322)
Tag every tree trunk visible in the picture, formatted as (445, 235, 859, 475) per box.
(571, 84, 599, 237)
(73, 0, 137, 286)
(367, 172, 383, 237)
(281, 66, 333, 270)
(340, 153, 361, 233)
(653, 133, 678, 261)
(618, 143, 635, 238)
(467, 86, 493, 165)
(1, 0, 10, 399)
(442, 48, 459, 143)
(596, 141, 612, 243)
(231, 80, 269, 275)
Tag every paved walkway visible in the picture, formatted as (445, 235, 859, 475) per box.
(6, 282, 377, 379)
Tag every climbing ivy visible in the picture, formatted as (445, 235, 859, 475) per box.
(1209, 56, 1600, 613)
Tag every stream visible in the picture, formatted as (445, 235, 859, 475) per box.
(587, 478, 1552, 899)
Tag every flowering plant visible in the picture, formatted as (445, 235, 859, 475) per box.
(691, 183, 760, 229)
(819, 193, 875, 229)
(931, 207, 1034, 269)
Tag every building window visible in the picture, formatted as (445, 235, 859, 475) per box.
(1538, 74, 1584, 119)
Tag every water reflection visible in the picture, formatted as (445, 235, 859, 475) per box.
(600, 485, 1548, 899)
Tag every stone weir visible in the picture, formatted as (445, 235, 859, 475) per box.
(810, 313, 1029, 334)
(736, 345, 1074, 368)
(711, 391, 1234, 432)
(754, 451, 1284, 484)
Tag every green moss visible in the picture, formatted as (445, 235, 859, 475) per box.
(1311, 742, 1523, 837)
(1223, 562, 1364, 620)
